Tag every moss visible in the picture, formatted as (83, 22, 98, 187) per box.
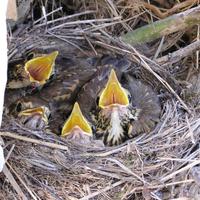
(122, 11, 200, 45)
(122, 17, 174, 45)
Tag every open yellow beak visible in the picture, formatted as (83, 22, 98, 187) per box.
(61, 102, 92, 136)
(24, 51, 58, 85)
(18, 106, 49, 124)
(99, 69, 129, 108)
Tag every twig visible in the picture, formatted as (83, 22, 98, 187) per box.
(7, 162, 38, 200)
(85, 166, 133, 181)
(3, 165, 27, 200)
(4, 144, 15, 163)
(46, 30, 89, 56)
(161, 160, 200, 182)
(196, 25, 199, 69)
(153, 36, 165, 60)
(0, 131, 70, 152)
(80, 145, 126, 157)
(156, 40, 200, 65)
(49, 17, 121, 31)
(185, 114, 195, 144)
(34, 7, 63, 24)
(126, 179, 194, 197)
(80, 180, 126, 200)
(35, 10, 96, 27)
(143, 0, 198, 19)
(107, 158, 147, 184)
(129, 45, 191, 113)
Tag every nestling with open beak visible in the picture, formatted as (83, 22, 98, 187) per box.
(18, 106, 50, 130)
(7, 51, 58, 90)
(95, 69, 135, 145)
(94, 69, 161, 146)
(11, 97, 51, 130)
(76, 57, 160, 146)
(61, 102, 93, 145)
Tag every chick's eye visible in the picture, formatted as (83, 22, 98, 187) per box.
(96, 96, 100, 106)
(128, 94, 132, 102)
(16, 102, 22, 112)
(26, 52, 35, 61)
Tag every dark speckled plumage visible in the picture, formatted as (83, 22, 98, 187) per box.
(124, 75, 161, 137)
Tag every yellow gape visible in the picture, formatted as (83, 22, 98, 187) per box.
(61, 102, 92, 136)
(24, 51, 58, 85)
(18, 106, 49, 124)
(99, 69, 129, 108)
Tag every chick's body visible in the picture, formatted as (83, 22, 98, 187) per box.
(77, 57, 161, 146)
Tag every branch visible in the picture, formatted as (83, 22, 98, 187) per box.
(156, 40, 200, 65)
(122, 5, 200, 45)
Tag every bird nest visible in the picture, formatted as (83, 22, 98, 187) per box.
(1, 1, 200, 199)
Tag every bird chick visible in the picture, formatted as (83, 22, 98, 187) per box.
(7, 51, 58, 90)
(73, 54, 161, 146)
(11, 97, 50, 130)
(61, 102, 93, 145)
(24, 51, 58, 86)
(18, 106, 50, 130)
(95, 69, 136, 145)
(96, 69, 161, 146)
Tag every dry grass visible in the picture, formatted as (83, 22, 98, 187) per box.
(1, 0, 200, 199)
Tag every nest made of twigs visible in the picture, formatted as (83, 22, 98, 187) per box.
(1, 1, 200, 199)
